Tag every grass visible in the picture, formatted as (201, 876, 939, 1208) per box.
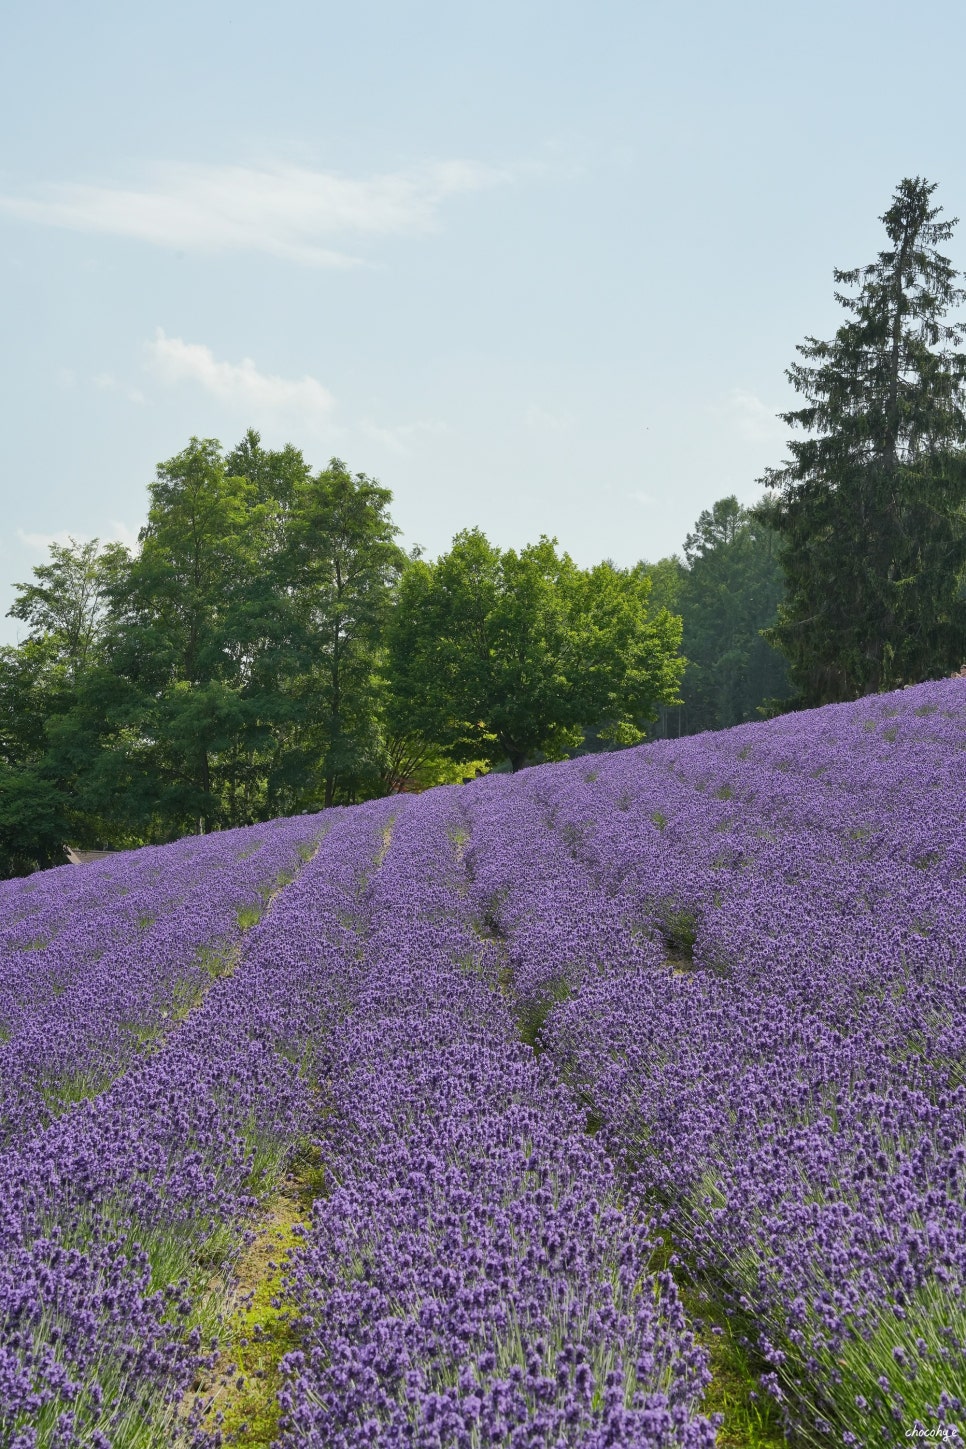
(517, 977, 573, 1051)
(39, 1065, 115, 1113)
(648, 1235, 791, 1449)
(184, 1145, 326, 1447)
(693, 1308, 791, 1448)
(656, 902, 700, 966)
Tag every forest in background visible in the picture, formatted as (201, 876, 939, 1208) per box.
(4, 174, 966, 876)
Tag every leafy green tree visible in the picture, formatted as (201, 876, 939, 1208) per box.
(1, 538, 136, 870)
(0, 764, 67, 876)
(8, 536, 131, 684)
(763, 176, 966, 703)
(225, 427, 312, 511)
(678, 496, 791, 730)
(387, 529, 684, 772)
(642, 554, 686, 616)
(103, 437, 275, 834)
(0, 641, 70, 874)
(285, 459, 407, 807)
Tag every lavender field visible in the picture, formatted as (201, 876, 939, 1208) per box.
(2, 681, 966, 1447)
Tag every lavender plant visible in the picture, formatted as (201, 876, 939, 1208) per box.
(0, 819, 324, 1148)
(4, 676, 966, 1447)
(0, 807, 400, 1446)
(275, 791, 716, 1448)
(460, 679, 966, 1444)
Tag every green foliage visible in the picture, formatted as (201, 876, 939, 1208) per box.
(0, 765, 67, 875)
(387, 529, 685, 772)
(101, 435, 282, 835)
(0, 433, 412, 871)
(284, 457, 407, 807)
(762, 176, 966, 704)
(644, 499, 791, 737)
(8, 536, 130, 684)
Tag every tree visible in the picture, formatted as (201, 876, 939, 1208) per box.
(103, 437, 275, 834)
(387, 529, 684, 772)
(285, 459, 407, 807)
(1, 539, 136, 868)
(762, 176, 966, 704)
(0, 641, 71, 874)
(678, 496, 791, 731)
(225, 427, 311, 512)
(8, 537, 130, 684)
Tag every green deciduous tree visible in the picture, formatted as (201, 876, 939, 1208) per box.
(0, 641, 71, 874)
(8, 536, 131, 684)
(2, 538, 136, 869)
(285, 459, 407, 807)
(763, 176, 966, 704)
(102, 436, 277, 834)
(387, 529, 684, 772)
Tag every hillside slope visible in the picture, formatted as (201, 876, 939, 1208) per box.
(1, 680, 965, 1446)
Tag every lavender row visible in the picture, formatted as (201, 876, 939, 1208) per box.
(276, 788, 716, 1449)
(0, 818, 324, 1151)
(0, 805, 402, 1447)
(458, 679, 966, 1444)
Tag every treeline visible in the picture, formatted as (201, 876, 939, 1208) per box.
(6, 174, 966, 876)
(0, 426, 793, 874)
(6, 431, 750, 874)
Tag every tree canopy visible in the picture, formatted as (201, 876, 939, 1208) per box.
(387, 529, 684, 772)
(763, 176, 966, 703)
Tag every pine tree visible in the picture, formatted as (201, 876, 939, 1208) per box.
(763, 176, 966, 703)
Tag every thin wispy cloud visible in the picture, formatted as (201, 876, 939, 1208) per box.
(524, 403, 573, 433)
(713, 388, 788, 444)
(145, 330, 336, 425)
(0, 159, 511, 265)
(93, 372, 145, 404)
(17, 522, 139, 553)
(17, 528, 80, 552)
(362, 418, 449, 456)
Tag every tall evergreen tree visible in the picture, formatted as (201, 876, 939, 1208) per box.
(762, 177, 966, 703)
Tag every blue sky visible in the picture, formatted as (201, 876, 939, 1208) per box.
(3, 0, 965, 642)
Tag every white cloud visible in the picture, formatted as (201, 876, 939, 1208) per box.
(17, 528, 79, 552)
(0, 158, 510, 266)
(17, 522, 141, 553)
(145, 330, 336, 425)
(627, 489, 655, 507)
(714, 388, 787, 443)
(106, 520, 141, 550)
